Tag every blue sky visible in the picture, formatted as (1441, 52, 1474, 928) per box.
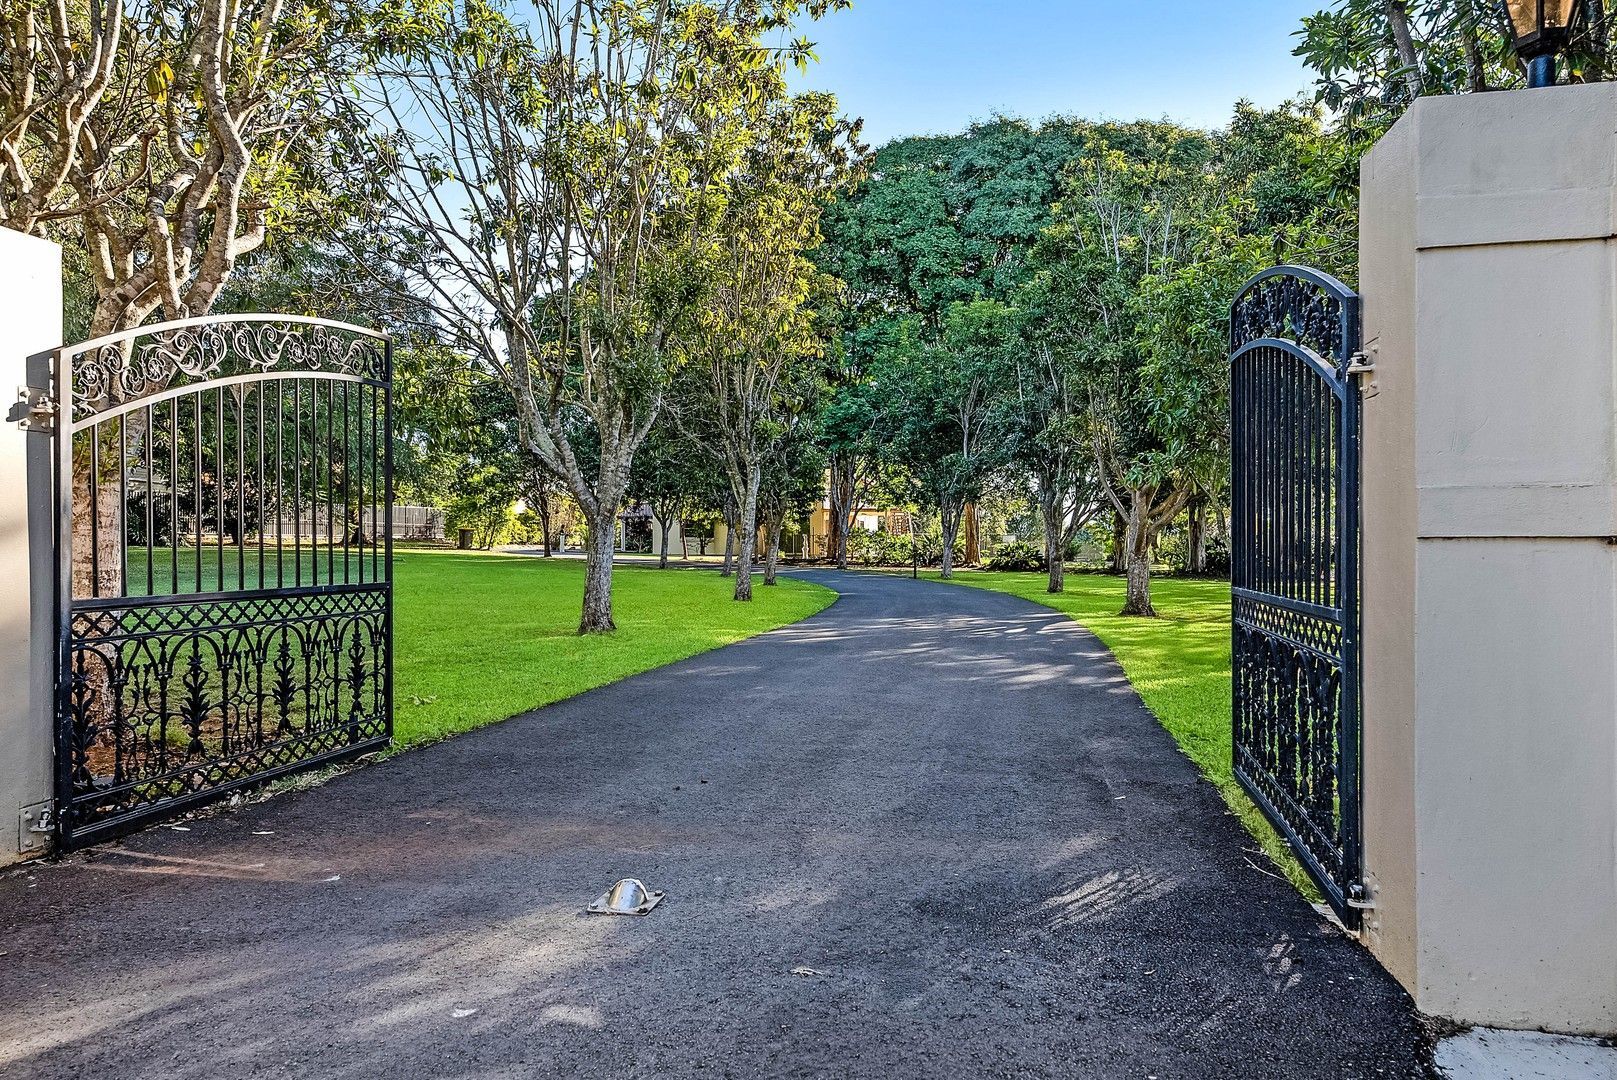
(785, 1, 1325, 145)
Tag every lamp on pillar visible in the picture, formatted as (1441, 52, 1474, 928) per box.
(1504, 0, 1582, 87)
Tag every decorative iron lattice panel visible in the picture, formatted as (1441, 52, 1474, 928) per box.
(52, 315, 393, 848)
(1229, 266, 1363, 925)
(61, 589, 389, 843)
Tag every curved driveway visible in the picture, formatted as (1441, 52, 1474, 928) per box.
(0, 570, 1431, 1078)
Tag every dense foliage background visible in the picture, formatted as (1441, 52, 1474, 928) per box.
(8, 0, 1610, 621)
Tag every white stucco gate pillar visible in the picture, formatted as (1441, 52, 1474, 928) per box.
(0, 227, 61, 867)
(1359, 85, 1617, 1035)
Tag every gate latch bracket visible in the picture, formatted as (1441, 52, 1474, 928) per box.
(12, 386, 56, 433)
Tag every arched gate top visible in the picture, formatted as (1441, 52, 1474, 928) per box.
(1230, 264, 1360, 373)
(59, 314, 391, 427)
(1230, 337, 1351, 402)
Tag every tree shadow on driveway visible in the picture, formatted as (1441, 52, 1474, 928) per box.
(0, 570, 1434, 1079)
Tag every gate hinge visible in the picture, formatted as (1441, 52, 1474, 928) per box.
(11, 386, 56, 433)
(1345, 352, 1379, 399)
(1345, 882, 1376, 910)
(18, 802, 54, 855)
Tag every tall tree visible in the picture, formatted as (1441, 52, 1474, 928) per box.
(872, 302, 1008, 579)
(686, 92, 859, 600)
(1032, 123, 1222, 615)
(5, 0, 363, 337)
(627, 420, 707, 569)
(757, 423, 824, 584)
(816, 118, 1090, 572)
(0, 0, 124, 236)
(816, 319, 882, 569)
(996, 301, 1103, 594)
(347, 0, 847, 632)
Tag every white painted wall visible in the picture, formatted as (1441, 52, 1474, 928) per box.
(0, 228, 61, 866)
(1360, 85, 1617, 1035)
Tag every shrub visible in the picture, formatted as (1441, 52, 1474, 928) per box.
(845, 523, 969, 567)
(847, 527, 912, 566)
(984, 540, 1047, 572)
(445, 464, 521, 549)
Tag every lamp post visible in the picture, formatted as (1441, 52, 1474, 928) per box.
(1504, 0, 1582, 87)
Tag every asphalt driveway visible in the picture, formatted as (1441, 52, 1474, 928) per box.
(0, 570, 1432, 1078)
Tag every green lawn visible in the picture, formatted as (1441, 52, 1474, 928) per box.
(905, 568, 1316, 899)
(391, 550, 836, 749)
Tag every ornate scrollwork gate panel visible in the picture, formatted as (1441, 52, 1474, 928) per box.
(1230, 266, 1363, 925)
(51, 315, 393, 848)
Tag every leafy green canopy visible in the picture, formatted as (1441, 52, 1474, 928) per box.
(813, 103, 1353, 603)
(1297, 0, 1616, 148)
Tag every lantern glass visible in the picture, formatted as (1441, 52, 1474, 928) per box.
(1504, 0, 1580, 50)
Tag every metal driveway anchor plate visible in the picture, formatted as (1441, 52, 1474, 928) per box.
(587, 878, 665, 916)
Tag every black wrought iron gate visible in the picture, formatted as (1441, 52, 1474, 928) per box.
(1229, 266, 1364, 925)
(46, 315, 394, 848)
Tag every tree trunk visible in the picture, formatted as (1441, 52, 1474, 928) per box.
(538, 494, 553, 557)
(963, 502, 980, 565)
(72, 462, 125, 600)
(763, 517, 783, 586)
(1187, 497, 1206, 575)
(1123, 548, 1154, 617)
(580, 507, 618, 634)
(1119, 496, 1156, 617)
(680, 523, 689, 560)
(1460, 19, 1488, 92)
(658, 517, 672, 569)
(829, 453, 858, 570)
(1038, 484, 1065, 594)
(720, 513, 735, 577)
(1385, 0, 1424, 101)
(733, 465, 759, 602)
(1590, 1, 1611, 79)
(1109, 511, 1127, 573)
(939, 499, 962, 580)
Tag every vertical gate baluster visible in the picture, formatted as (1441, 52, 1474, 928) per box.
(88, 421, 100, 599)
(193, 393, 203, 593)
(276, 379, 285, 589)
(357, 381, 366, 585)
(170, 399, 179, 595)
(144, 404, 155, 597)
(326, 380, 335, 585)
(294, 378, 303, 588)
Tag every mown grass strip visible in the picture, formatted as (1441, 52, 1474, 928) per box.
(393, 550, 837, 750)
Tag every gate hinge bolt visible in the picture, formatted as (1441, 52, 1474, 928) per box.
(1345, 882, 1376, 910)
(1345, 352, 1375, 376)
